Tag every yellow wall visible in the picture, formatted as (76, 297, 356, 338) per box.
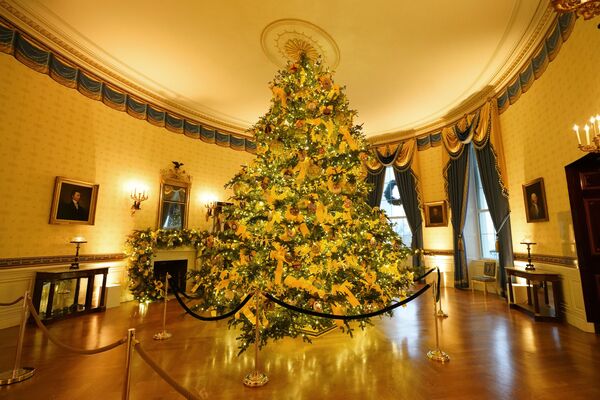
(0, 55, 254, 258)
(500, 20, 600, 257)
(415, 145, 453, 250)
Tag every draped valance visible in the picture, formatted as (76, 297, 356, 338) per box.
(496, 12, 574, 114)
(368, 99, 508, 196)
(368, 138, 417, 172)
(0, 17, 257, 154)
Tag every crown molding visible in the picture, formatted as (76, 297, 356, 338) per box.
(368, 3, 558, 146)
(0, 0, 250, 136)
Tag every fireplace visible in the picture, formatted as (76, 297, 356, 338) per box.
(153, 259, 187, 293)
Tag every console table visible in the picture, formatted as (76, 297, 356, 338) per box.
(506, 267, 562, 322)
(31, 265, 108, 323)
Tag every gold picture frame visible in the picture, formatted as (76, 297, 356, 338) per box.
(523, 177, 549, 222)
(157, 165, 192, 230)
(49, 177, 99, 225)
(424, 200, 448, 227)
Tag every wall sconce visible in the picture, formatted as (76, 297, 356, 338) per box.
(70, 236, 87, 270)
(131, 188, 148, 215)
(205, 201, 217, 220)
(573, 113, 600, 153)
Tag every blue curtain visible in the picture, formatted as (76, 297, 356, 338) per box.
(475, 141, 513, 296)
(366, 167, 386, 208)
(446, 144, 471, 289)
(393, 167, 423, 269)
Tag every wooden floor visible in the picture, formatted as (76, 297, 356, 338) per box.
(1, 288, 599, 400)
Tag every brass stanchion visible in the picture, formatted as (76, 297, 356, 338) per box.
(0, 291, 35, 385)
(427, 282, 450, 363)
(122, 328, 136, 400)
(243, 290, 268, 387)
(154, 274, 172, 340)
(435, 268, 448, 318)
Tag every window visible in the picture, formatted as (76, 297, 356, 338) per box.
(473, 159, 498, 260)
(379, 167, 413, 248)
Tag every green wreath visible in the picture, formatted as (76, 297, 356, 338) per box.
(125, 228, 210, 302)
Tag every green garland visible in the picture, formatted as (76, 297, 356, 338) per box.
(125, 228, 211, 302)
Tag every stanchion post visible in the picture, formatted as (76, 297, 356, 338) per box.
(0, 291, 35, 385)
(154, 274, 172, 340)
(427, 281, 450, 363)
(436, 268, 448, 318)
(122, 328, 136, 400)
(243, 289, 268, 387)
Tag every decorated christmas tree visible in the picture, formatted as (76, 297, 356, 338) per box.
(191, 55, 414, 352)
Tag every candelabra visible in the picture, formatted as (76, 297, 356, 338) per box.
(131, 188, 149, 215)
(70, 237, 87, 270)
(552, 0, 600, 21)
(573, 113, 600, 153)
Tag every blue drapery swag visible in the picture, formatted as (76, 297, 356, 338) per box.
(475, 141, 513, 296)
(445, 144, 471, 289)
(366, 166, 386, 208)
(0, 12, 575, 154)
(441, 101, 513, 293)
(393, 167, 424, 269)
(367, 141, 424, 268)
(0, 17, 256, 154)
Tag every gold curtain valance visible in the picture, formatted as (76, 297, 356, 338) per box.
(368, 139, 417, 171)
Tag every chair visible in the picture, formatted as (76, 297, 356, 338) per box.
(471, 261, 497, 298)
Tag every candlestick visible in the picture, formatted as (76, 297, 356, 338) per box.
(584, 124, 590, 145)
(573, 124, 581, 145)
(69, 238, 87, 269)
(520, 241, 536, 271)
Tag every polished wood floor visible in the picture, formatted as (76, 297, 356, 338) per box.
(1, 288, 599, 400)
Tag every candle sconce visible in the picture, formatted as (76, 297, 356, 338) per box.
(131, 189, 148, 215)
(572, 113, 600, 153)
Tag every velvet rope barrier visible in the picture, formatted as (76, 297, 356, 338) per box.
(172, 268, 438, 322)
(170, 282, 254, 321)
(263, 284, 431, 321)
(26, 299, 127, 355)
(0, 296, 24, 307)
(412, 267, 441, 303)
(413, 267, 436, 282)
(134, 342, 202, 400)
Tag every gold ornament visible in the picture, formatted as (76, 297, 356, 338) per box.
(313, 301, 323, 312)
(319, 75, 333, 90)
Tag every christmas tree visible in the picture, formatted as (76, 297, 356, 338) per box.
(191, 55, 414, 352)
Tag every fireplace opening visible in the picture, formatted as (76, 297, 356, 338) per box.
(153, 259, 187, 293)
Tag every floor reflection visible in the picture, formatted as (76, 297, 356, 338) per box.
(1, 289, 599, 399)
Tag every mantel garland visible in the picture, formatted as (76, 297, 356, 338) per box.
(125, 228, 211, 302)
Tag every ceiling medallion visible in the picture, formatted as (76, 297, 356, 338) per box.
(261, 19, 340, 68)
(284, 38, 320, 62)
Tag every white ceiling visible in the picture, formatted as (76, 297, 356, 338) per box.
(4, 0, 550, 139)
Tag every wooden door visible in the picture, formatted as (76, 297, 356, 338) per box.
(565, 153, 600, 333)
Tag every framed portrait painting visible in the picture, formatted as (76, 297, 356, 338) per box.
(522, 177, 549, 223)
(424, 200, 448, 227)
(49, 177, 99, 225)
